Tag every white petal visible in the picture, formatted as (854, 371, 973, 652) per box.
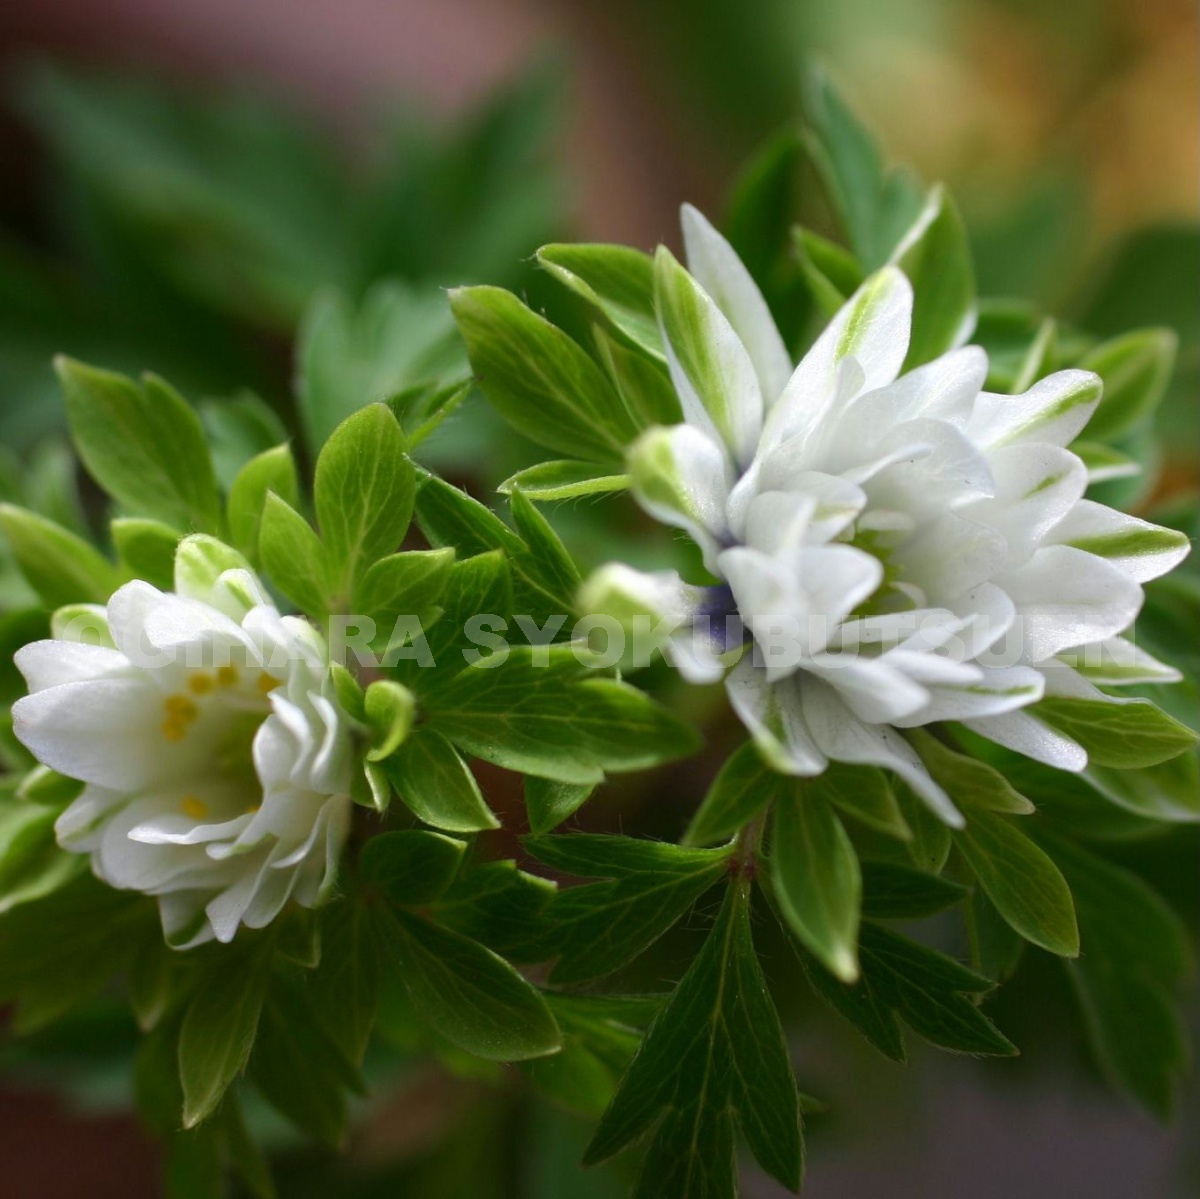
(805, 653, 931, 724)
(999, 545, 1143, 663)
(966, 444, 1087, 568)
(1059, 636, 1182, 685)
(763, 267, 912, 450)
(891, 664, 1045, 726)
(848, 345, 987, 428)
(798, 677, 962, 826)
(680, 204, 793, 401)
(55, 784, 129, 850)
(968, 369, 1102, 449)
(896, 512, 1008, 602)
(655, 245, 764, 465)
(14, 640, 132, 693)
(964, 709, 1087, 772)
(13, 677, 175, 789)
(1047, 499, 1191, 584)
(725, 659, 826, 775)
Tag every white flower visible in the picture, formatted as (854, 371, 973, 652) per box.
(12, 537, 355, 947)
(582, 206, 1190, 823)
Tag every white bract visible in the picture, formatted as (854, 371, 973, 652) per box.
(12, 537, 355, 946)
(582, 206, 1190, 823)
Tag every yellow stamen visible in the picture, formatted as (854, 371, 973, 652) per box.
(161, 719, 188, 743)
(180, 795, 209, 820)
(188, 673, 215, 695)
(164, 694, 198, 721)
(216, 665, 240, 687)
(256, 673, 281, 696)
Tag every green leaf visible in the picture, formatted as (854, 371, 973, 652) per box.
(1073, 440, 1142, 484)
(908, 728, 1034, 814)
(0, 794, 84, 914)
(378, 909, 561, 1061)
(683, 741, 782, 847)
(432, 858, 557, 960)
(952, 809, 1079, 956)
(314, 403, 414, 598)
(536, 243, 662, 355)
(258, 492, 329, 618)
(201, 393, 288, 490)
(423, 645, 700, 785)
(895, 782, 952, 873)
(591, 325, 682, 429)
(770, 783, 862, 981)
(449, 285, 630, 463)
(585, 881, 803, 1197)
(498, 460, 630, 503)
(860, 861, 968, 920)
(363, 679, 416, 762)
(57, 359, 220, 532)
(227, 445, 299, 563)
(383, 727, 499, 833)
(298, 282, 461, 451)
(1035, 697, 1198, 768)
(794, 226, 858, 316)
(524, 834, 729, 984)
(178, 944, 270, 1127)
(814, 760, 912, 840)
(352, 547, 454, 630)
(174, 534, 252, 598)
(891, 185, 975, 368)
(112, 517, 180, 590)
(1078, 328, 1176, 442)
(524, 776, 595, 835)
(250, 973, 362, 1145)
(0, 504, 119, 606)
(800, 922, 1016, 1062)
(1039, 832, 1194, 1118)
(508, 487, 580, 608)
(360, 829, 466, 906)
(309, 899, 380, 1067)
(801, 65, 924, 269)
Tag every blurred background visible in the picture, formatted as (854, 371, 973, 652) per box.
(0, 0, 1196, 1196)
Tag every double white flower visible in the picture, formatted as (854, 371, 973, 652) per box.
(583, 206, 1189, 823)
(13, 538, 354, 946)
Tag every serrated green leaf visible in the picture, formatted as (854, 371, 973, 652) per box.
(309, 899, 380, 1067)
(178, 945, 270, 1127)
(800, 922, 1015, 1062)
(860, 861, 968, 920)
(57, 359, 220, 532)
(314, 403, 414, 599)
(227, 445, 299, 564)
(683, 741, 782, 847)
(249, 973, 362, 1145)
(508, 487, 580, 609)
(908, 728, 1034, 814)
(378, 909, 561, 1061)
(524, 776, 595, 834)
(432, 859, 557, 960)
(952, 809, 1078, 956)
(360, 829, 466, 906)
(1037, 832, 1193, 1118)
(536, 243, 662, 355)
(771, 783, 862, 981)
(112, 517, 180, 590)
(449, 285, 630, 463)
(352, 547, 454, 630)
(258, 492, 329, 618)
(524, 835, 729, 984)
(383, 727, 498, 833)
(0, 503, 119, 607)
(424, 646, 700, 785)
(585, 881, 803, 1197)
(1078, 328, 1176, 442)
(1036, 696, 1197, 768)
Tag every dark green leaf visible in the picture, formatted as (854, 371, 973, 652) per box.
(379, 909, 561, 1061)
(860, 861, 968, 920)
(360, 829, 466, 906)
(683, 741, 782, 847)
(258, 492, 330, 618)
(585, 882, 803, 1197)
(1035, 697, 1198, 768)
(112, 517, 180, 591)
(524, 776, 595, 834)
(384, 727, 499, 832)
(226, 445, 299, 564)
(498, 460, 630, 503)
(0, 504, 119, 607)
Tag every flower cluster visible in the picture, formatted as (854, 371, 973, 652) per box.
(583, 206, 1190, 821)
(13, 538, 354, 946)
